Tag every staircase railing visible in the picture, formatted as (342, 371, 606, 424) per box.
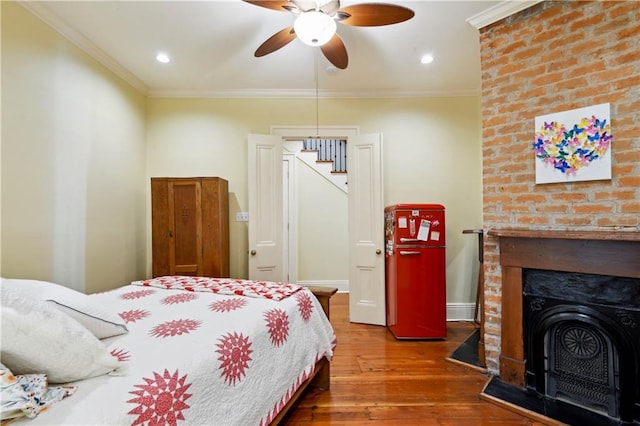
(302, 138, 347, 173)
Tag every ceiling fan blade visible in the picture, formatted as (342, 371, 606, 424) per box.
(242, 1, 296, 13)
(255, 26, 297, 57)
(321, 34, 348, 69)
(337, 3, 414, 26)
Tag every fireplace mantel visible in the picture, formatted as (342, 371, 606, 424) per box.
(489, 228, 640, 280)
(489, 228, 640, 242)
(486, 228, 640, 387)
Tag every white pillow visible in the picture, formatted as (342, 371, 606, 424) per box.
(0, 286, 123, 384)
(1, 278, 127, 339)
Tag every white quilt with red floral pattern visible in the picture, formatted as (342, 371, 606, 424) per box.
(20, 283, 336, 426)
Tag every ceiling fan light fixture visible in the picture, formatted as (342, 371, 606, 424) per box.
(156, 52, 170, 64)
(294, 11, 336, 47)
(421, 54, 434, 64)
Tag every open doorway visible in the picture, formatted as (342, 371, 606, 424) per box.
(273, 126, 358, 293)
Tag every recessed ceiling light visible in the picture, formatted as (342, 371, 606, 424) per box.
(420, 54, 434, 64)
(156, 53, 170, 64)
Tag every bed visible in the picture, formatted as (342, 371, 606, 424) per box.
(0, 276, 337, 425)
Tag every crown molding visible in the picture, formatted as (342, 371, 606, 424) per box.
(18, 1, 149, 95)
(466, 0, 544, 29)
(145, 88, 481, 99)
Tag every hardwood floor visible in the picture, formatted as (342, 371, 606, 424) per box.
(284, 293, 542, 425)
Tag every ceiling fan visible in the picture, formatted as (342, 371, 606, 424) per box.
(242, 0, 414, 69)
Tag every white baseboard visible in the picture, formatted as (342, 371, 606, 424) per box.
(446, 303, 476, 322)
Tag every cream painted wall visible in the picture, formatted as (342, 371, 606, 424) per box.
(296, 158, 348, 281)
(2, 2, 482, 305)
(146, 96, 482, 303)
(1, 2, 147, 294)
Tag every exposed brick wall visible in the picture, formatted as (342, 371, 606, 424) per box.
(480, 0, 639, 374)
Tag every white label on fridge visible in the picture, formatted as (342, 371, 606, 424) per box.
(430, 231, 440, 241)
(417, 220, 431, 241)
(398, 217, 407, 228)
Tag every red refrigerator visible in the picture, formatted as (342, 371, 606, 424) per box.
(385, 204, 446, 339)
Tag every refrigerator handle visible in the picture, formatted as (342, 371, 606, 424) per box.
(400, 238, 422, 243)
(399, 251, 421, 256)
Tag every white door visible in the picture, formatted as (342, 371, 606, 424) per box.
(348, 133, 385, 325)
(248, 134, 283, 282)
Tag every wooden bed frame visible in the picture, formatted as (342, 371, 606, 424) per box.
(270, 286, 338, 425)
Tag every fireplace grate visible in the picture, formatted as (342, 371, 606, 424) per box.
(547, 322, 618, 416)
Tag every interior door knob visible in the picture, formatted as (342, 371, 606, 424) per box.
(376, 249, 382, 255)
(250, 250, 257, 255)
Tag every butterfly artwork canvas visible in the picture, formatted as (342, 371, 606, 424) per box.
(533, 103, 612, 184)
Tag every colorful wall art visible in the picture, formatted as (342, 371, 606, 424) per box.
(533, 103, 612, 184)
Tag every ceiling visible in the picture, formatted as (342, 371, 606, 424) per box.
(21, 1, 531, 98)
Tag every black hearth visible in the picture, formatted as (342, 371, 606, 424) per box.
(523, 269, 640, 425)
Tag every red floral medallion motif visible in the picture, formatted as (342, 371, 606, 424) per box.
(127, 369, 192, 426)
(209, 297, 248, 313)
(150, 319, 202, 338)
(215, 332, 253, 385)
(121, 289, 156, 300)
(110, 348, 131, 362)
(119, 309, 150, 323)
(295, 291, 314, 322)
(263, 308, 289, 347)
(161, 292, 198, 305)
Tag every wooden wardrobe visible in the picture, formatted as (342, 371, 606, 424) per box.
(151, 177, 229, 278)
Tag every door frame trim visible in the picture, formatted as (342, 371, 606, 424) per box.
(271, 125, 359, 139)
(282, 152, 297, 284)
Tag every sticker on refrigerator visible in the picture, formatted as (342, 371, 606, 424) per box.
(417, 220, 431, 241)
(398, 217, 407, 228)
(430, 231, 440, 241)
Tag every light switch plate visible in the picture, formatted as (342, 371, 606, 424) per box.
(236, 212, 249, 222)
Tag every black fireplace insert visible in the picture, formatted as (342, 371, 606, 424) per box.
(523, 269, 640, 425)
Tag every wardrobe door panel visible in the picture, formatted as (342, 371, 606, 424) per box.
(151, 179, 171, 277)
(169, 181, 202, 276)
(202, 179, 229, 277)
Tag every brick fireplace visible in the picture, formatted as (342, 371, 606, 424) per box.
(477, 0, 640, 386)
(482, 228, 640, 425)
